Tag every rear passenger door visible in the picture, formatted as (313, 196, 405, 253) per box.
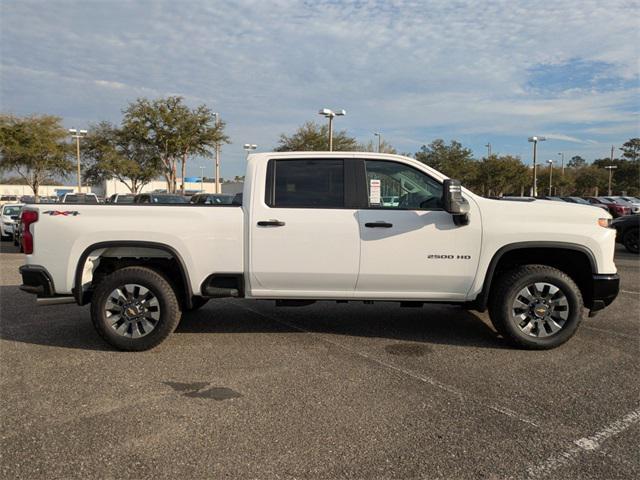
(249, 158, 361, 297)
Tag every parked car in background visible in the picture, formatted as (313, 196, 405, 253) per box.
(619, 196, 640, 205)
(1, 203, 23, 240)
(61, 193, 99, 204)
(133, 193, 189, 204)
(585, 197, 630, 218)
(537, 196, 565, 202)
(107, 194, 135, 204)
(13, 210, 24, 251)
(603, 196, 640, 214)
(190, 193, 235, 205)
(611, 215, 639, 254)
(561, 197, 609, 211)
(0, 195, 20, 205)
(381, 196, 400, 207)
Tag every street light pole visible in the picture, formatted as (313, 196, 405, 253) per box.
(605, 165, 617, 196)
(528, 136, 546, 197)
(557, 152, 564, 176)
(374, 132, 381, 153)
(485, 142, 492, 158)
(318, 108, 346, 151)
(69, 128, 87, 193)
(212, 113, 222, 194)
(199, 166, 205, 192)
(547, 160, 554, 196)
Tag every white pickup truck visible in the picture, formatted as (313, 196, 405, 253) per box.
(19, 152, 619, 351)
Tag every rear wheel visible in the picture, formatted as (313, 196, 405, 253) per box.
(488, 265, 583, 349)
(90, 266, 182, 351)
(623, 228, 639, 254)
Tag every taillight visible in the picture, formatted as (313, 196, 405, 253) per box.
(21, 210, 38, 254)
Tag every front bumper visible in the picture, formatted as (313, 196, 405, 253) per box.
(589, 273, 619, 314)
(19, 265, 55, 297)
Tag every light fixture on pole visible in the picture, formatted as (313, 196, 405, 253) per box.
(318, 108, 346, 151)
(243, 143, 257, 159)
(69, 128, 88, 193)
(528, 136, 546, 197)
(604, 165, 617, 196)
(547, 159, 554, 196)
(199, 166, 205, 192)
(374, 132, 382, 153)
(213, 112, 221, 194)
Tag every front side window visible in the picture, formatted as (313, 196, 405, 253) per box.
(269, 159, 344, 208)
(365, 160, 443, 210)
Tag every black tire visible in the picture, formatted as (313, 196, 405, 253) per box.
(488, 265, 583, 350)
(623, 228, 639, 254)
(90, 266, 182, 351)
(186, 296, 209, 311)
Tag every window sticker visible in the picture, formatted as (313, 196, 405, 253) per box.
(369, 179, 381, 205)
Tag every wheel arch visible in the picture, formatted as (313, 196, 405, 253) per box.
(474, 242, 597, 311)
(73, 241, 193, 309)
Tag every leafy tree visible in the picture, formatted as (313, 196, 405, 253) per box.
(476, 155, 529, 196)
(620, 138, 640, 162)
(0, 114, 73, 201)
(414, 139, 478, 186)
(573, 165, 608, 196)
(567, 155, 586, 168)
(82, 121, 161, 194)
(275, 121, 358, 152)
(122, 97, 228, 193)
(359, 139, 397, 154)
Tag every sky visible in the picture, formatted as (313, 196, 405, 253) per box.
(1, 0, 639, 179)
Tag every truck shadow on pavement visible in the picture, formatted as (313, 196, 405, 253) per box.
(0, 286, 503, 351)
(177, 300, 505, 350)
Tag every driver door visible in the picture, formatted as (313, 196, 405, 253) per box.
(355, 159, 481, 300)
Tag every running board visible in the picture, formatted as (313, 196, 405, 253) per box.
(36, 296, 76, 306)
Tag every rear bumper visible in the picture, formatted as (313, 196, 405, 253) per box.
(589, 273, 619, 313)
(19, 265, 55, 297)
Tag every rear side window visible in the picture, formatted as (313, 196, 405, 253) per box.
(267, 159, 344, 208)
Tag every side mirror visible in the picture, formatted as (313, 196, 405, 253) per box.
(442, 179, 470, 225)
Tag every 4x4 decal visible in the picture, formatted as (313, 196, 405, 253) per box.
(42, 211, 80, 216)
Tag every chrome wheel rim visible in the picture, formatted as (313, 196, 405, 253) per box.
(105, 284, 161, 338)
(512, 282, 569, 338)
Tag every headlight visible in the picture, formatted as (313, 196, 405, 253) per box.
(598, 218, 613, 228)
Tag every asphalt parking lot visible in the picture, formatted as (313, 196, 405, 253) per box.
(1, 242, 638, 479)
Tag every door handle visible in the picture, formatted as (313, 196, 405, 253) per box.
(365, 221, 393, 228)
(257, 220, 286, 227)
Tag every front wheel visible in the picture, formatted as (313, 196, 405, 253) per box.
(623, 228, 639, 254)
(90, 266, 182, 351)
(488, 265, 583, 349)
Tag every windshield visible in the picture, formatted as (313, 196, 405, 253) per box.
(569, 197, 590, 204)
(2, 206, 22, 216)
(116, 196, 135, 203)
(152, 195, 188, 204)
(65, 195, 97, 203)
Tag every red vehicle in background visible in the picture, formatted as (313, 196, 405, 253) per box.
(585, 197, 631, 218)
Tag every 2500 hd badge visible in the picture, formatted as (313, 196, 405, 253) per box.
(427, 254, 472, 259)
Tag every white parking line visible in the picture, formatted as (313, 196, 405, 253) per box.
(525, 407, 640, 479)
(234, 303, 540, 429)
(621, 290, 640, 295)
